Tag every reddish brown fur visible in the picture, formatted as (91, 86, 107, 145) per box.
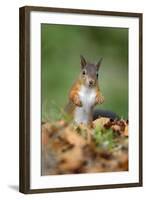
(65, 56, 104, 123)
(65, 78, 82, 116)
(65, 76, 104, 119)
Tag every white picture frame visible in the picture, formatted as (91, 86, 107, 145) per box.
(19, 6, 143, 194)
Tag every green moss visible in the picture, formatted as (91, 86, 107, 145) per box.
(94, 125, 116, 151)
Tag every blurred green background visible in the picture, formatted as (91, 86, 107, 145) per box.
(41, 24, 128, 121)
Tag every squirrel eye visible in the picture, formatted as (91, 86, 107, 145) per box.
(96, 73, 99, 78)
(82, 70, 86, 75)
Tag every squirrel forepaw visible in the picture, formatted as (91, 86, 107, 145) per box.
(74, 95, 82, 107)
(95, 94, 104, 105)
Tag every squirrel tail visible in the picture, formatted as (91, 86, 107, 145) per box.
(93, 109, 120, 121)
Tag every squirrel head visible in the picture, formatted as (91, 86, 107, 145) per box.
(80, 55, 103, 88)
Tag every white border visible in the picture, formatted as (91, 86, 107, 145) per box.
(30, 11, 139, 189)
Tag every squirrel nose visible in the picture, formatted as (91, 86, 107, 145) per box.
(89, 80, 93, 85)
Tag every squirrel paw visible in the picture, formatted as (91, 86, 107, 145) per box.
(95, 94, 104, 105)
(74, 95, 82, 107)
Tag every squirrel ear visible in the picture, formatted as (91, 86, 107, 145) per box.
(80, 55, 86, 68)
(96, 57, 103, 70)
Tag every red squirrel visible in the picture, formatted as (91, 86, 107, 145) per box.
(65, 55, 119, 125)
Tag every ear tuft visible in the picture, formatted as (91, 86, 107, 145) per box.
(96, 57, 103, 70)
(80, 55, 86, 68)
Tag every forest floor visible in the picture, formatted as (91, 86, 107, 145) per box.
(41, 117, 128, 175)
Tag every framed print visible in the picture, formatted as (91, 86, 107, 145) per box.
(19, 6, 143, 194)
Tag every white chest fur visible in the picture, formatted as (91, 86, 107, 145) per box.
(74, 85, 96, 124)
